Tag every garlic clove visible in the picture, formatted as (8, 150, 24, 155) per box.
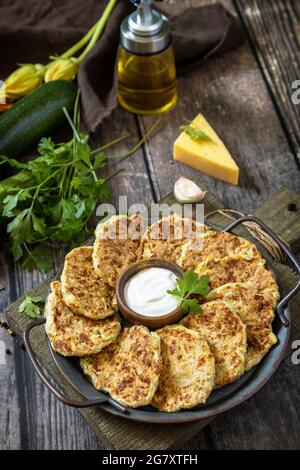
(174, 177, 205, 203)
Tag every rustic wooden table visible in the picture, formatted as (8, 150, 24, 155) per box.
(1, 0, 300, 450)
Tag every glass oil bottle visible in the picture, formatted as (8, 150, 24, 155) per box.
(117, 0, 177, 115)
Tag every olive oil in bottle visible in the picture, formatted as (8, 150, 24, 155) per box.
(117, 0, 177, 115)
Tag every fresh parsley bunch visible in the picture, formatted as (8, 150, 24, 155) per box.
(0, 101, 111, 271)
(168, 270, 210, 314)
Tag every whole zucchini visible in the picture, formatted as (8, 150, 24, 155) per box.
(0, 80, 77, 158)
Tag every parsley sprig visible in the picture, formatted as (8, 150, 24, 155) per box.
(167, 271, 210, 314)
(18, 295, 45, 318)
(180, 118, 212, 142)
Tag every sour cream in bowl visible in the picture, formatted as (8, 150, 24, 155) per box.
(116, 259, 184, 329)
(124, 267, 179, 317)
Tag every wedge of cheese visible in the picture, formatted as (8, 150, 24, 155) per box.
(174, 114, 239, 185)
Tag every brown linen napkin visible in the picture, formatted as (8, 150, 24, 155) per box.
(0, 0, 245, 133)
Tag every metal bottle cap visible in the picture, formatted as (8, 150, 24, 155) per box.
(121, 0, 171, 55)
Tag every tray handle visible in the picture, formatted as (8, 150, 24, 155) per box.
(223, 215, 300, 327)
(23, 318, 127, 413)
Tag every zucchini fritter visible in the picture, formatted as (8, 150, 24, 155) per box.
(152, 325, 215, 412)
(245, 324, 277, 371)
(195, 255, 279, 311)
(202, 283, 278, 371)
(142, 214, 208, 263)
(61, 246, 117, 320)
(45, 281, 121, 357)
(178, 230, 262, 271)
(202, 282, 277, 326)
(181, 300, 247, 388)
(93, 215, 144, 288)
(80, 325, 162, 408)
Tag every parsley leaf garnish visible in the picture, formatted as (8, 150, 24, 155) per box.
(18, 295, 45, 319)
(167, 271, 210, 314)
(180, 119, 212, 142)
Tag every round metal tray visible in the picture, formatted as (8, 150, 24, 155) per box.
(24, 215, 300, 423)
(49, 303, 290, 423)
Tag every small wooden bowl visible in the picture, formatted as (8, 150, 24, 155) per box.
(116, 258, 184, 330)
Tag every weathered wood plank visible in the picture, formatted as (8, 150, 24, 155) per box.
(234, 0, 300, 166)
(0, 258, 22, 450)
(208, 357, 300, 450)
(254, 186, 300, 252)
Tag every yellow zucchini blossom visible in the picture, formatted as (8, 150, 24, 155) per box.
(0, 64, 45, 102)
(44, 58, 78, 83)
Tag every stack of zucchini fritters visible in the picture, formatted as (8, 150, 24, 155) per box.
(45, 214, 279, 412)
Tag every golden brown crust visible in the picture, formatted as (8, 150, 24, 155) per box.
(201, 282, 276, 326)
(181, 300, 247, 388)
(195, 256, 279, 324)
(80, 325, 162, 408)
(142, 214, 208, 263)
(201, 282, 278, 371)
(152, 325, 215, 412)
(195, 255, 265, 288)
(93, 215, 144, 288)
(249, 265, 280, 307)
(45, 281, 121, 357)
(245, 324, 277, 371)
(178, 231, 263, 271)
(61, 246, 117, 320)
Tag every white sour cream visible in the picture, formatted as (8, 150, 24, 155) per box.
(124, 267, 179, 317)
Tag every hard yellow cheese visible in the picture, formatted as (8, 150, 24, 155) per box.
(173, 114, 239, 185)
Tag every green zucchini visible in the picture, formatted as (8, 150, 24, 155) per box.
(0, 80, 77, 158)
